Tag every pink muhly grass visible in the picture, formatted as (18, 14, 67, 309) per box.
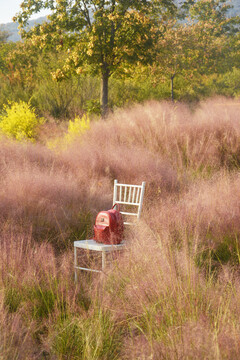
(0, 225, 83, 321)
(0, 139, 56, 175)
(0, 295, 35, 359)
(141, 171, 240, 258)
(98, 222, 240, 360)
(78, 98, 240, 173)
(1, 98, 240, 359)
(175, 172, 240, 243)
(63, 141, 179, 199)
(100, 222, 202, 320)
(0, 139, 112, 245)
(0, 167, 87, 242)
(0, 227, 58, 288)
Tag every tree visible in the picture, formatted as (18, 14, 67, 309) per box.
(0, 29, 10, 43)
(0, 30, 14, 78)
(15, 0, 176, 116)
(155, 0, 240, 101)
(2, 40, 39, 94)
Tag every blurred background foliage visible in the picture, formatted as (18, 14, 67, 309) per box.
(0, 0, 239, 120)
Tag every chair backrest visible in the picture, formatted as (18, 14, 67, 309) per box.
(113, 179, 146, 226)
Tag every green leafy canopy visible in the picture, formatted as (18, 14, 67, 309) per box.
(14, 0, 177, 114)
(15, 1, 175, 73)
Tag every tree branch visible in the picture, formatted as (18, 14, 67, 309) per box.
(82, 0, 92, 28)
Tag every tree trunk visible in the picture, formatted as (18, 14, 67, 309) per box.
(101, 69, 109, 117)
(171, 74, 175, 102)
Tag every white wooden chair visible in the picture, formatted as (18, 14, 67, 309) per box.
(74, 180, 145, 278)
(113, 179, 145, 226)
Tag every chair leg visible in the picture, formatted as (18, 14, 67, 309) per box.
(74, 246, 77, 282)
(102, 251, 106, 270)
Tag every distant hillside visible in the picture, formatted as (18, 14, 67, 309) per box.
(174, 0, 240, 17)
(0, 17, 47, 42)
(0, 0, 239, 43)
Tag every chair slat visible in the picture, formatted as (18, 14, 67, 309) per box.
(116, 201, 140, 206)
(124, 186, 127, 202)
(132, 187, 136, 203)
(120, 211, 138, 216)
(128, 187, 132, 202)
(136, 187, 140, 203)
(119, 185, 122, 202)
(116, 183, 142, 188)
(123, 221, 135, 226)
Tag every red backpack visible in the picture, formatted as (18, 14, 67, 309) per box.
(94, 204, 124, 245)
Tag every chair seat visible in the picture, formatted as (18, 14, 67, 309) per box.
(74, 239, 125, 251)
(74, 239, 126, 277)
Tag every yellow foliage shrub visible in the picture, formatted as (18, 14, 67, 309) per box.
(47, 114, 90, 151)
(65, 114, 90, 143)
(0, 101, 45, 142)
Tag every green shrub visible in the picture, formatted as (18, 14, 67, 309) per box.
(0, 101, 44, 142)
(84, 99, 101, 115)
(51, 318, 84, 359)
(51, 310, 122, 360)
(4, 285, 23, 313)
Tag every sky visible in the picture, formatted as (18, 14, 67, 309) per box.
(0, 0, 50, 24)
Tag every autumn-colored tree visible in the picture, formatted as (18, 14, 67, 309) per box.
(156, 0, 240, 100)
(0, 30, 15, 82)
(15, 0, 176, 116)
(3, 41, 39, 94)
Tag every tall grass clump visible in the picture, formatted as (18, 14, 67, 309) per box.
(98, 222, 240, 359)
(49, 309, 123, 359)
(80, 98, 240, 177)
(0, 139, 112, 246)
(0, 298, 34, 360)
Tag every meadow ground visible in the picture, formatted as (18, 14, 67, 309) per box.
(1, 98, 240, 359)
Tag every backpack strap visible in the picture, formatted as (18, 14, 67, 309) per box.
(112, 203, 120, 211)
